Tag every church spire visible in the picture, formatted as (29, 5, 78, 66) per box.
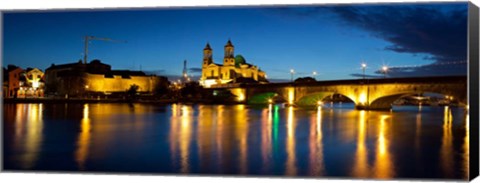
(225, 39, 233, 47)
(223, 39, 235, 65)
(203, 42, 213, 67)
(204, 42, 212, 50)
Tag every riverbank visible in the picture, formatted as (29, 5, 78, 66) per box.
(2, 98, 246, 105)
(2, 98, 176, 104)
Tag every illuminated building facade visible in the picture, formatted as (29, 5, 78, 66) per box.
(5, 65, 24, 98)
(3, 66, 45, 98)
(18, 68, 45, 98)
(45, 60, 168, 97)
(199, 40, 268, 88)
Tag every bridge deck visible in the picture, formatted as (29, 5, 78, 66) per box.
(235, 75, 467, 88)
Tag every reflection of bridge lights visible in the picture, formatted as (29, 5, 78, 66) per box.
(378, 115, 390, 155)
(380, 115, 390, 121)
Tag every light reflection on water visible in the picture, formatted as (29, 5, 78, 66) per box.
(351, 110, 368, 178)
(3, 103, 469, 180)
(75, 104, 91, 170)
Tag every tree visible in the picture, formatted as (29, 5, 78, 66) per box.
(180, 81, 202, 99)
(127, 84, 139, 100)
(294, 77, 316, 83)
(154, 76, 170, 97)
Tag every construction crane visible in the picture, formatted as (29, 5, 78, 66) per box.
(83, 35, 126, 64)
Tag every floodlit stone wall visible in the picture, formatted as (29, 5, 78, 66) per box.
(84, 73, 161, 93)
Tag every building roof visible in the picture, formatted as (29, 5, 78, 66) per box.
(25, 68, 43, 73)
(234, 55, 246, 67)
(46, 60, 84, 71)
(7, 65, 22, 72)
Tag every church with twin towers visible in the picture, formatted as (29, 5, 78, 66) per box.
(199, 39, 268, 88)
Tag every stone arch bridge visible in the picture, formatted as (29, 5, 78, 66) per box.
(209, 76, 467, 110)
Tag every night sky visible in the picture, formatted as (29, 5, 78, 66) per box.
(2, 2, 468, 82)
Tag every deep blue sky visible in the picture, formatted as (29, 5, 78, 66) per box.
(2, 2, 468, 82)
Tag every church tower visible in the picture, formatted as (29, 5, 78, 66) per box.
(203, 43, 213, 67)
(223, 39, 235, 66)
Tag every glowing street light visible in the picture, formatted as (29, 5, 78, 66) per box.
(361, 63, 367, 80)
(312, 71, 317, 80)
(290, 69, 295, 82)
(382, 66, 388, 78)
(317, 100, 323, 106)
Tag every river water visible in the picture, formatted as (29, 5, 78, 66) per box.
(3, 103, 469, 180)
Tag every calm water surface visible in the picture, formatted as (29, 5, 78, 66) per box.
(3, 103, 469, 180)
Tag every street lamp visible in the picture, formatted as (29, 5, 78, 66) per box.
(290, 69, 295, 82)
(361, 63, 367, 80)
(312, 71, 317, 80)
(382, 66, 388, 78)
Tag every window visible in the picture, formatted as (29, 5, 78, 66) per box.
(211, 70, 214, 77)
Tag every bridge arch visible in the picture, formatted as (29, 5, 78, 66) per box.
(368, 91, 465, 110)
(296, 92, 356, 106)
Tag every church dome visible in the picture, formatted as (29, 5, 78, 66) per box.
(235, 55, 246, 67)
